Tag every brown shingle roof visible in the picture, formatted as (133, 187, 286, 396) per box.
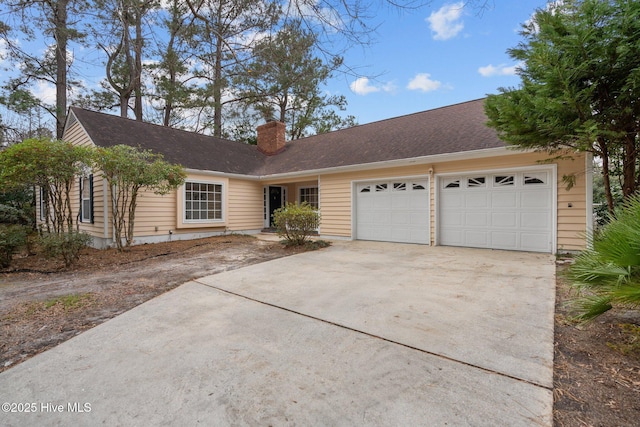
(69, 107, 264, 175)
(68, 98, 505, 177)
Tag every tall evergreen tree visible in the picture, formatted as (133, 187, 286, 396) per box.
(0, 0, 87, 138)
(485, 0, 640, 214)
(235, 21, 355, 139)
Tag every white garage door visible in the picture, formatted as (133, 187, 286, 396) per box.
(439, 170, 553, 252)
(356, 179, 430, 244)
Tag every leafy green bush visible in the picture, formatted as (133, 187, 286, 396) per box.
(0, 186, 35, 226)
(273, 202, 320, 246)
(0, 225, 28, 268)
(567, 195, 640, 321)
(40, 231, 92, 267)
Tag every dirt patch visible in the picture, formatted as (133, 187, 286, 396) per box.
(554, 262, 640, 426)
(0, 234, 303, 372)
(2, 241, 639, 425)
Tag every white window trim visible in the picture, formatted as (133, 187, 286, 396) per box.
(39, 187, 47, 221)
(298, 185, 319, 209)
(183, 180, 225, 223)
(80, 176, 92, 223)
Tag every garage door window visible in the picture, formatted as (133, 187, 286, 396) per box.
(524, 173, 547, 185)
(412, 182, 427, 191)
(359, 185, 371, 193)
(443, 178, 460, 189)
(468, 177, 486, 188)
(393, 182, 407, 191)
(376, 183, 388, 192)
(494, 175, 514, 186)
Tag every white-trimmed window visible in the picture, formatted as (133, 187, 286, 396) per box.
(39, 187, 48, 221)
(184, 181, 223, 221)
(80, 175, 93, 223)
(299, 186, 319, 208)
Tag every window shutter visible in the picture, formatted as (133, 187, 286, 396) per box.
(89, 175, 94, 224)
(79, 177, 83, 220)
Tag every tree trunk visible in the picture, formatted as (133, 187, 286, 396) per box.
(213, 34, 223, 137)
(55, 0, 69, 139)
(133, 7, 144, 121)
(599, 138, 615, 216)
(622, 133, 637, 198)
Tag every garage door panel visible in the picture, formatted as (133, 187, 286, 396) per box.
(356, 179, 430, 245)
(465, 193, 489, 208)
(465, 230, 488, 246)
(440, 211, 463, 227)
(466, 212, 489, 227)
(521, 212, 550, 229)
(391, 212, 409, 226)
(391, 193, 410, 209)
(439, 170, 553, 253)
(492, 192, 517, 208)
(409, 212, 429, 226)
(373, 197, 390, 209)
(522, 191, 551, 208)
(491, 212, 517, 227)
(491, 231, 518, 249)
(520, 233, 550, 251)
(440, 228, 462, 245)
(443, 193, 463, 208)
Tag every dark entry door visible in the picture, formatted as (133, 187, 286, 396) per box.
(269, 186, 283, 227)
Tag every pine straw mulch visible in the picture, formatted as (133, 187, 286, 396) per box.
(554, 262, 640, 426)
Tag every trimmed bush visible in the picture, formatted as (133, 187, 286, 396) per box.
(40, 231, 92, 267)
(0, 225, 27, 268)
(273, 202, 320, 246)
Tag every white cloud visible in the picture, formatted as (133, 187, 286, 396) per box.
(407, 73, 442, 92)
(478, 63, 521, 77)
(0, 39, 8, 65)
(350, 77, 395, 96)
(426, 2, 465, 41)
(32, 81, 57, 104)
(284, 0, 343, 32)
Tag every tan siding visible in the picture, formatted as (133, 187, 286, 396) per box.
(129, 189, 177, 240)
(64, 122, 94, 147)
(227, 179, 263, 230)
(556, 155, 588, 251)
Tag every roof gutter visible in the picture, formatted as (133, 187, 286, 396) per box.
(253, 146, 527, 180)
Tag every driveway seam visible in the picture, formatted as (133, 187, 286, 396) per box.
(193, 278, 552, 391)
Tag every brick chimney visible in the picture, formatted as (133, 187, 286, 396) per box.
(257, 120, 286, 155)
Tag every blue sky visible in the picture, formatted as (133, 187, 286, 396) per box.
(334, 1, 548, 125)
(0, 0, 549, 131)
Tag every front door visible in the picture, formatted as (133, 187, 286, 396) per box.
(265, 186, 287, 228)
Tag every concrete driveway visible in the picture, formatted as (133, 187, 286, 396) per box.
(0, 241, 556, 426)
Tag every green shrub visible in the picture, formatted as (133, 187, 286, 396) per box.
(273, 202, 320, 246)
(567, 195, 640, 321)
(40, 231, 92, 267)
(0, 225, 28, 268)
